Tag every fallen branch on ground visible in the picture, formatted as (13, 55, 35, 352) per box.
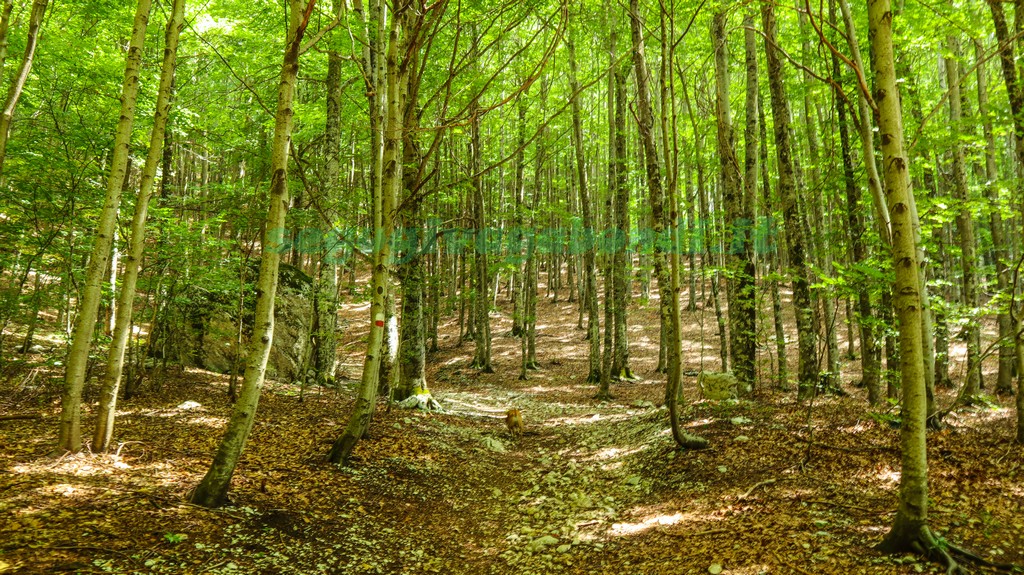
(0, 413, 41, 421)
(740, 477, 796, 500)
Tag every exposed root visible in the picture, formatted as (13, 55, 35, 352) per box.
(879, 525, 969, 575)
(946, 541, 1022, 572)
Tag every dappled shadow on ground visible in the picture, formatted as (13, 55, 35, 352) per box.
(1, 278, 1022, 575)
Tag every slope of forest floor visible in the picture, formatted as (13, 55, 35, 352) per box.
(1, 286, 1022, 575)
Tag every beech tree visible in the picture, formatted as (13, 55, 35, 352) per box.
(190, 0, 315, 506)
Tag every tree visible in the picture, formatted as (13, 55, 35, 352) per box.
(57, 0, 152, 453)
(868, 0, 958, 569)
(628, 0, 705, 450)
(761, 1, 817, 400)
(190, 0, 316, 507)
(711, 8, 755, 389)
(567, 22, 600, 385)
(93, 0, 185, 452)
(0, 0, 48, 176)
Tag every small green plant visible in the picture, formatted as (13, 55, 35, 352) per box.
(868, 397, 902, 428)
(163, 533, 188, 544)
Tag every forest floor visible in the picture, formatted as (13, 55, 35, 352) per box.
(1, 282, 1023, 575)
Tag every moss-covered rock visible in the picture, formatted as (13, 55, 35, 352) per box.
(157, 261, 315, 383)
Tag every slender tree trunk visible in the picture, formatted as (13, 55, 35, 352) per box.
(611, 61, 633, 380)
(0, 0, 14, 84)
(739, 11, 758, 393)
(0, 0, 48, 176)
(832, 0, 879, 404)
(975, 40, 1015, 395)
(711, 11, 746, 382)
(568, 30, 601, 384)
(870, 0, 940, 557)
(57, 0, 152, 453)
(191, 0, 313, 506)
(598, 16, 616, 398)
(328, 0, 415, 464)
(838, 0, 891, 242)
(762, 2, 817, 400)
(94, 0, 184, 452)
(470, 54, 493, 372)
(628, 0, 706, 449)
(311, 0, 346, 390)
(512, 96, 526, 338)
(944, 38, 982, 401)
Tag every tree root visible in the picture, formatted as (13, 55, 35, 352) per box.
(945, 541, 1022, 572)
(876, 527, 970, 568)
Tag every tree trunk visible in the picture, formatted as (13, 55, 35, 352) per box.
(711, 11, 749, 385)
(191, 0, 313, 506)
(611, 61, 633, 380)
(943, 39, 982, 401)
(0, 0, 48, 176)
(568, 30, 601, 384)
(57, 0, 152, 453)
(832, 15, 879, 403)
(975, 39, 1015, 395)
(0, 0, 14, 84)
(762, 2, 817, 400)
(870, 0, 939, 557)
(329, 0, 411, 464)
(93, 0, 184, 452)
(739, 11, 758, 393)
(628, 0, 706, 449)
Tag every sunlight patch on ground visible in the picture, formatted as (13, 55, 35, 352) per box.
(874, 467, 900, 487)
(185, 415, 228, 428)
(590, 444, 647, 461)
(341, 301, 370, 313)
(547, 411, 637, 427)
(12, 453, 129, 478)
(607, 508, 724, 538)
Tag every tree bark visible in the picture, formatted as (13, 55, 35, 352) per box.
(762, 2, 817, 400)
(57, 0, 152, 453)
(568, 29, 601, 384)
(711, 10, 751, 386)
(869, 0, 935, 555)
(190, 0, 313, 506)
(0, 0, 48, 176)
(832, 0, 879, 404)
(628, 0, 706, 449)
(329, 0, 405, 464)
(943, 38, 982, 401)
(611, 59, 633, 381)
(93, 0, 184, 452)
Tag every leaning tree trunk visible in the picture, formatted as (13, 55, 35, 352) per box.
(94, 0, 184, 452)
(628, 0, 706, 449)
(57, 0, 151, 453)
(0, 0, 48, 176)
(761, 2, 817, 400)
(870, 0, 949, 566)
(190, 0, 313, 506)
